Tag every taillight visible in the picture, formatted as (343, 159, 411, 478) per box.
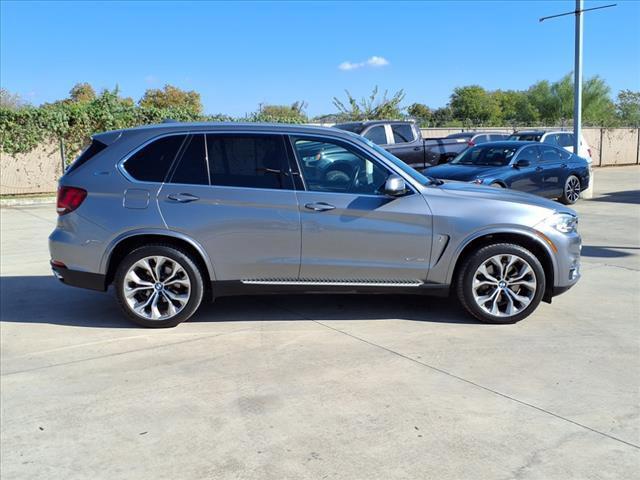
(467, 141, 475, 147)
(57, 186, 87, 215)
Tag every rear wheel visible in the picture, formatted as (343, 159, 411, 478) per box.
(456, 243, 545, 324)
(559, 175, 581, 205)
(115, 245, 204, 328)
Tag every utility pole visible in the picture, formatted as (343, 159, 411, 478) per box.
(540, 2, 616, 199)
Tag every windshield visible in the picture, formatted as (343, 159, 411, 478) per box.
(509, 133, 542, 142)
(362, 137, 433, 185)
(451, 145, 518, 166)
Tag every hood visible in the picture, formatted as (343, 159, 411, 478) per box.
(435, 181, 576, 216)
(425, 163, 505, 181)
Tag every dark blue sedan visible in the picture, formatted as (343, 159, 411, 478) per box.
(424, 141, 590, 204)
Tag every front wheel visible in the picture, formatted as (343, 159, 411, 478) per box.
(455, 243, 546, 324)
(559, 175, 581, 205)
(114, 244, 204, 328)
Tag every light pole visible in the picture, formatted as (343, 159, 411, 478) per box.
(540, 2, 616, 199)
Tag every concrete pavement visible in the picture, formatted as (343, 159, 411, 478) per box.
(1, 167, 639, 479)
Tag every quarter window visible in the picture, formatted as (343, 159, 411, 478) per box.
(124, 135, 186, 182)
(206, 134, 292, 190)
(293, 138, 390, 195)
(363, 126, 387, 145)
(171, 134, 209, 185)
(391, 124, 415, 143)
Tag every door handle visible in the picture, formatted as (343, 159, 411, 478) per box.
(305, 202, 336, 212)
(535, 166, 543, 172)
(413, 146, 422, 151)
(561, 163, 568, 168)
(167, 193, 200, 203)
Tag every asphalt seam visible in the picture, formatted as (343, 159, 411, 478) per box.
(297, 315, 640, 451)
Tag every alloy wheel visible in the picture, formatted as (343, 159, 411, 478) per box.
(471, 254, 537, 318)
(123, 256, 191, 320)
(565, 176, 581, 203)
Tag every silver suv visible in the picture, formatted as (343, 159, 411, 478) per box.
(49, 123, 582, 328)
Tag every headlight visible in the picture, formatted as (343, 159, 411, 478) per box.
(544, 213, 578, 234)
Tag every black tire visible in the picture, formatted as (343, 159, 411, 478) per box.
(455, 243, 546, 324)
(114, 244, 204, 328)
(559, 174, 581, 205)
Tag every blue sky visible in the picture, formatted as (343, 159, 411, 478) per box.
(1, 0, 639, 116)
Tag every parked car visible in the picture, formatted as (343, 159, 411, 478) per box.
(509, 130, 593, 163)
(424, 141, 590, 204)
(333, 120, 509, 168)
(50, 123, 582, 328)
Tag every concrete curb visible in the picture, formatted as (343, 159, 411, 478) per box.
(0, 196, 56, 207)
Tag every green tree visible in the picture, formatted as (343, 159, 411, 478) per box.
(69, 83, 96, 103)
(139, 84, 202, 113)
(493, 90, 539, 126)
(449, 85, 500, 126)
(616, 90, 640, 127)
(332, 86, 405, 121)
(407, 103, 432, 126)
(431, 107, 454, 127)
(257, 101, 308, 122)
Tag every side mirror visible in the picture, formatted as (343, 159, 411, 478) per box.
(514, 159, 531, 168)
(384, 174, 407, 197)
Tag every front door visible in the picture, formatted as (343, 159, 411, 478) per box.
(537, 145, 566, 197)
(290, 136, 432, 282)
(158, 133, 301, 281)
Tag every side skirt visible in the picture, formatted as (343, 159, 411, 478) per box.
(211, 280, 450, 299)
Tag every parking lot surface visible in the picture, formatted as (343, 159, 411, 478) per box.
(1, 167, 639, 479)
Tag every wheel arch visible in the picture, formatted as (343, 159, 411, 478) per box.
(448, 229, 557, 303)
(102, 230, 216, 286)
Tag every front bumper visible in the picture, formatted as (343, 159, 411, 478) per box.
(538, 225, 582, 300)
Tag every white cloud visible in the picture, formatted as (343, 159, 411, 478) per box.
(338, 56, 390, 71)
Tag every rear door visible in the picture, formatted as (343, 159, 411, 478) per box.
(290, 135, 432, 282)
(385, 124, 425, 169)
(158, 133, 301, 281)
(537, 145, 566, 197)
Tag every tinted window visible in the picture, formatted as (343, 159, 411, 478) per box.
(473, 135, 488, 144)
(206, 134, 291, 190)
(171, 134, 209, 185)
(293, 138, 390, 195)
(66, 139, 108, 173)
(539, 145, 563, 162)
(451, 145, 518, 166)
(124, 135, 186, 182)
(543, 134, 559, 145)
(559, 133, 574, 148)
(364, 126, 387, 145)
(517, 146, 540, 162)
(509, 133, 543, 142)
(391, 124, 415, 143)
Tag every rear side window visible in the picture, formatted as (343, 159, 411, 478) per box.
(391, 124, 415, 143)
(559, 134, 574, 147)
(124, 135, 186, 182)
(206, 134, 292, 190)
(539, 145, 563, 162)
(66, 139, 107, 173)
(363, 126, 387, 145)
(473, 135, 488, 144)
(170, 134, 209, 185)
(489, 134, 509, 141)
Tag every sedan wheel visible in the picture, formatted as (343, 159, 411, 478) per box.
(560, 175, 581, 205)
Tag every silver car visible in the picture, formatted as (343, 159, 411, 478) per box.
(49, 123, 582, 328)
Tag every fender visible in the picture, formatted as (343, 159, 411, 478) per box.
(99, 228, 217, 280)
(442, 225, 560, 286)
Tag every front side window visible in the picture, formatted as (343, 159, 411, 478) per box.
(293, 138, 390, 195)
(206, 134, 292, 190)
(170, 134, 209, 185)
(451, 145, 518, 166)
(363, 126, 387, 145)
(391, 124, 415, 143)
(124, 135, 186, 182)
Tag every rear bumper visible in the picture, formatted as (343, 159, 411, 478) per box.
(51, 262, 107, 292)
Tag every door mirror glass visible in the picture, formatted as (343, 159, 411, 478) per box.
(383, 174, 407, 196)
(514, 159, 531, 168)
